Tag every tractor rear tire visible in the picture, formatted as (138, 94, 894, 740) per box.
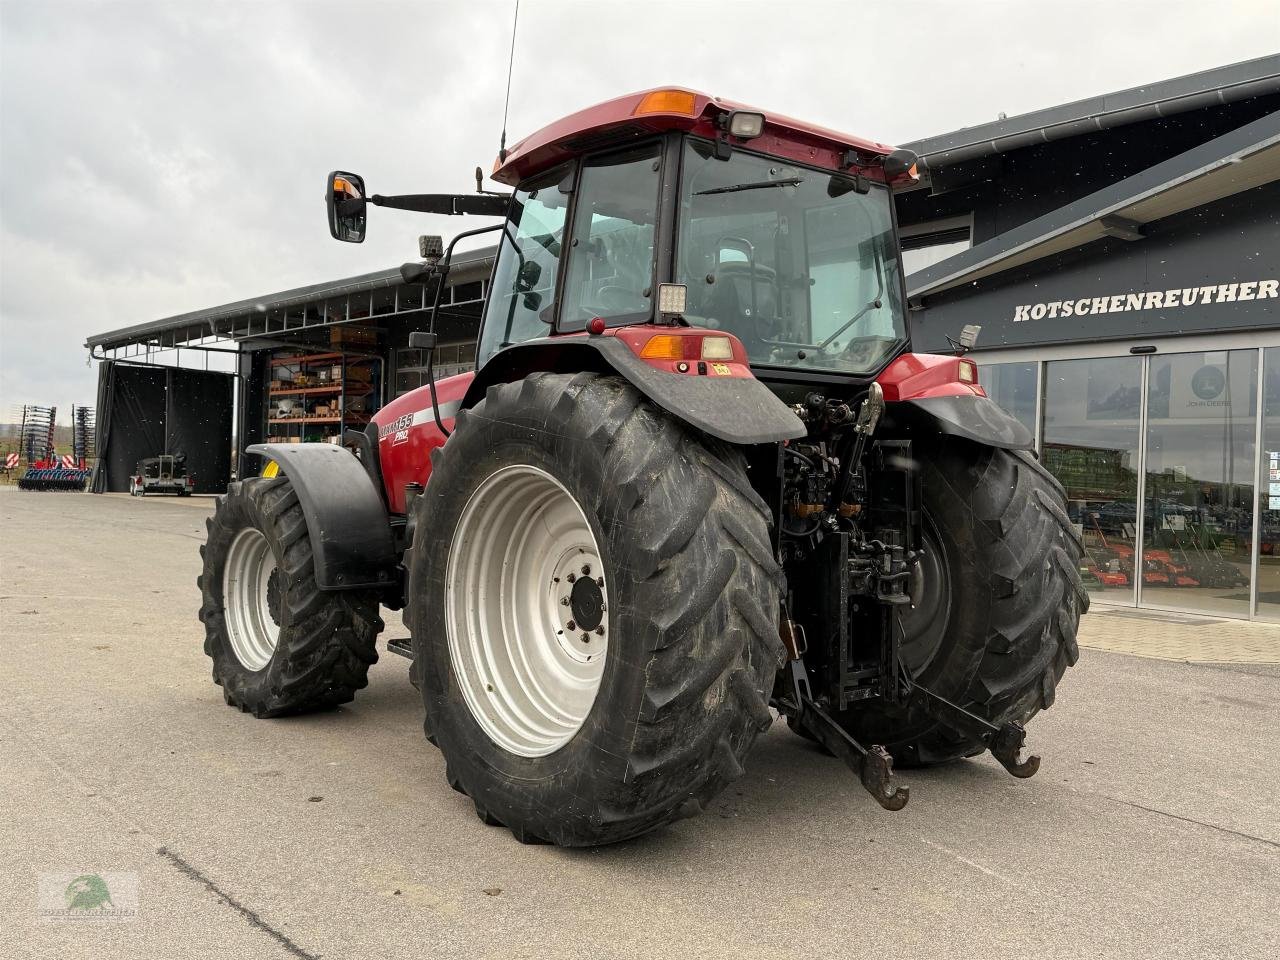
(408, 372, 784, 846)
(835, 436, 1088, 766)
(198, 476, 383, 717)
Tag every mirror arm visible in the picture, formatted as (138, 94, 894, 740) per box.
(370, 193, 509, 217)
(422, 221, 507, 439)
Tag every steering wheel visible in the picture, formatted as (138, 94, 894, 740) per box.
(825, 335, 899, 367)
(582, 284, 638, 317)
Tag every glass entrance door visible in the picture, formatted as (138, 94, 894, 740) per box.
(1042, 357, 1144, 604)
(1140, 350, 1257, 617)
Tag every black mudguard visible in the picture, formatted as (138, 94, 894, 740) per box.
(246, 442, 397, 591)
(895, 394, 1034, 450)
(464, 337, 806, 445)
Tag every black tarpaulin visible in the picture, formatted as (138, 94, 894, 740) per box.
(93, 361, 234, 493)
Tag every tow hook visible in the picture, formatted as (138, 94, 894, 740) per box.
(908, 682, 1040, 779)
(783, 660, 910, 811)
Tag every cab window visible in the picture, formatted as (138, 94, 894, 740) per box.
(558, 143, 661, 328)
(477, 163, 571, 365)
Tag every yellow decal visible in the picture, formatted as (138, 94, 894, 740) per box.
(711, 363, 732, 376)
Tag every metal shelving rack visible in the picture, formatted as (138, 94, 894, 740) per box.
(265, 350, 380, 442)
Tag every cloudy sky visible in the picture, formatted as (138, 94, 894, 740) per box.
(1, 0, 1277, 414)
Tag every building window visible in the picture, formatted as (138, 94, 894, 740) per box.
(900, 218, 971, 276)
(395, 341, 476, 395)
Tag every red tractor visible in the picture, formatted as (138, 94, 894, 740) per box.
(198, 89, 1087, 845)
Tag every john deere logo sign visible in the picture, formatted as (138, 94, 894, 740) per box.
(1190, 365, 1226, 402)
(39, 871, 138, 921)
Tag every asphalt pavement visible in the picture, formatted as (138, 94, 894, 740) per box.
(2, 488, 1277, 959)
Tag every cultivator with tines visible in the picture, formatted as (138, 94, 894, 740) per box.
(15, 404, 92, 491)
(72, 405, 96, 464)
(18, 405, 55, 464)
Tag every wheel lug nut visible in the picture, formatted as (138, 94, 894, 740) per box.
(567, 620, 576, 631)
(596, 577, 604, 588)
(595, 626, 605, 636)
(581, 633, 590, 644)
(567, 573, 576, 583)
(581, 564, 591, 575)
(560, 597, 570, 606)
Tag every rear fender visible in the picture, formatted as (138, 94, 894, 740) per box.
(895, 394, 1034, 450)
(877, 352, 1033, 451)
(464, 337, 805, 445)
(245, 442, 397, 591)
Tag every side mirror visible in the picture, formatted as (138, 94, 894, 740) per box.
(516, 259, 542, 292)
(882, 149, 919, 180)
(327, 170, 367, 243)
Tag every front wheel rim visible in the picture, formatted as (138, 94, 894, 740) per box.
(445, 464, 609, 758)
(223, 527, 281, 671)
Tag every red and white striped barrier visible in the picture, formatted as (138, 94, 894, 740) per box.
(4, 453, 18, 469)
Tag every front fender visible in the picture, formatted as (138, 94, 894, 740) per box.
(246, 442, 397, 590)
(464, 337, 805, 445)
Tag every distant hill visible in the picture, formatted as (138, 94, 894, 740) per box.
(0, 423, 76, 454)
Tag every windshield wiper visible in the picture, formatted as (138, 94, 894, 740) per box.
(695, 177, 804, 196)
(763, 245, 888, 353)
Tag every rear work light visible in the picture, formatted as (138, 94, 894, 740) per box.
(958, 359, 978, 384)
(656, 282, 687, 317)
(724, 111, 765, 139)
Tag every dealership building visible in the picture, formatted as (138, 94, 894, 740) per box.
(88, 54, 1280, 620)
(896, 54, 1280, 621)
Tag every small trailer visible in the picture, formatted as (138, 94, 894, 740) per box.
(131, 455, 194, 496)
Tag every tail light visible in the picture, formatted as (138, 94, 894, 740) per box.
(638, 333, 736, 361)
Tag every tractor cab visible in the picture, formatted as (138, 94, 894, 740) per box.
(478, 88, 916, 384)
(328, 88, 920, 392)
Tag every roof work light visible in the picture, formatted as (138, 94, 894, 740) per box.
(724, 111, 765, 139)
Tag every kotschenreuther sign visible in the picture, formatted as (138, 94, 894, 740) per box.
(1012, 279, 1280, 322)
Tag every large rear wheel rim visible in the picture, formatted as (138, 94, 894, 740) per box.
(223, 527, 281, 672)
(445, 464, 609, 758)
(898, 517, 951, 676)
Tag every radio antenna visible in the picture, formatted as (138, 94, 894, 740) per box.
(497, 0, 521, 164)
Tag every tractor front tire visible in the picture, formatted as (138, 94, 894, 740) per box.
(198, 476, 383, 717)
(837, 436, 1088, 766)
(408, 373, 784, 846)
